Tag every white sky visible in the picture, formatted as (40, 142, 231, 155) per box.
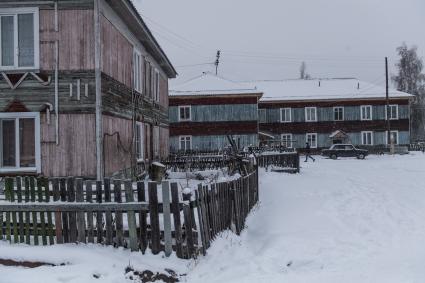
(134, 0, 425, 87)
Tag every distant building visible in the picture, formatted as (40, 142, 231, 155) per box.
(169, 73, 263, 152)
(254, 78, 414, 149)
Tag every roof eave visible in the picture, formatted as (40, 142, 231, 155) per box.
(108, 0, 177, 78)
(259, 95, 414, 104)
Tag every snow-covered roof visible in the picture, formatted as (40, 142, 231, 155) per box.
(170, 73, 262, 97)
(242, 78, 413, 102)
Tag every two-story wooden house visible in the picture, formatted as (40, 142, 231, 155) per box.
(0, 0, 176, 179)
(169, 73, 262, 152)
(255, 78, 414, 150)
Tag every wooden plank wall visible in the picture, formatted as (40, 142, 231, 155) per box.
(103, 115, 132, 176)
(100, 14, 132, 88)
(41, 114, 96, 177)
(39, 9, 95, 71)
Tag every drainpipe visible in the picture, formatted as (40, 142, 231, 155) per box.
(94, 0, 103, 180)
(54, 1, 59, 145)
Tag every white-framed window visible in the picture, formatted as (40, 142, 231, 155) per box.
(385, 105, 399, 120)
(135, 122, 144, 161)
(333, 106, 344, 121)
(281, 134, 292, 148)
(133, 50, 142, 92)
(153, 126, 160, 158)
(280, 108, 291, 123)
(179, 135, 192, 151)
(360, 105, 372, 120)
(387, 130, 399, 145)
(305, 107, 317, 122)
(0, 7, 39, 71)
(154, 70, 160, 102)
(0, 112, 40, 173)
(361, 131, 373, 145)
(306, 133, 317, 148)
(178, 105, 191, 122)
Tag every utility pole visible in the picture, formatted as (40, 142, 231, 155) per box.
(215, 50, 221, 75)
(385, 57, 392, 152)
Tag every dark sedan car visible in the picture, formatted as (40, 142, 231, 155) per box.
(321, 144, 368, 160)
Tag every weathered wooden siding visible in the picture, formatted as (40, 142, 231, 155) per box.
(260, 104, 409, 123)
(41, 113, 96, 177)
(100, 14, 132, 87)
(39, 9, 95, 71)
(103, 115, 132, 176)
(169, 104, 258, 123)
(170, 134, 258, 152)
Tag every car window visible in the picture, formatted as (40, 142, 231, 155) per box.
(345, 145, 353, 150)
(333, 145, 343, 150)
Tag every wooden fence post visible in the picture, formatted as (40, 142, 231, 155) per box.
(170, 182, 183, 258)
(113, 179, 123, 247)
(148, 182, 160, 254)
(104, 178, 113, 246)
(76, 178, 86, 243)
(124, 180, 138, 251)
(162, 181, 172, 257)
(85, 181, 94, 243)
(137, 181, 147, 253)
(95, 181, 103, 244)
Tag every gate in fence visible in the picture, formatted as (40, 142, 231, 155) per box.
(0, 169, 259, 259)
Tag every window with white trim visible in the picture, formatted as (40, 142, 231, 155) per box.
(306, 133, 317, 148)
(153, 126, 160, 158)
(387, 130, 399, 145)
(178, 105, 191, 121)
(386, 105, 399, 120)
(0, 7, 39, 70)
(305, 107, 317, 122)
(179, 136, 192, 151)
(135, 122, 144, 161)
(133, 50, 142, 92)
(281, 134, 292, 148)
(0, 112, 40, 172)
(154, 70, 160, 102)
(361, 131, 373, 145)
(334, 106, 344, 121)
(360, 105, 372, 120)
(280, 108, 291, 123)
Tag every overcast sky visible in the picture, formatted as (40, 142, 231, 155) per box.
(134, 0, 425, 87)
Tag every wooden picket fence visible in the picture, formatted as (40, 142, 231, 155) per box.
(0, 169, 259, 259)
(256, 152, 300, 173)
(161, 155, 231, 172)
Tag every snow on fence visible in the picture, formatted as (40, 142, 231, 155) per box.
(0, 170, 259, 259)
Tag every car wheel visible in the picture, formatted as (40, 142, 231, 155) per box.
(358, 153, 365, 159)
(330, 154, 338, 160)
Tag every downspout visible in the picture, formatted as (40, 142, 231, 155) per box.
(94, 0, 103, 180)
(54, 1, 59, 145)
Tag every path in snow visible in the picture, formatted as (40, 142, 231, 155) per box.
(186, 153, 425, 283)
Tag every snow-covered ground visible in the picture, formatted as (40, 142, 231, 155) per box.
(1, 153, 425, 283)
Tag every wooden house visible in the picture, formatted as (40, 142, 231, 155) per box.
(169, 73, 263, 152)
(0, 0, 177, 179)
(255, 78, 414, 150)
